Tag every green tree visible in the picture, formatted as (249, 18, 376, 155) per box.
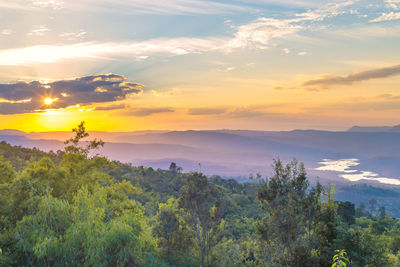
(16, 184, 155, 266)
(256, 159, 317, 266)
(63, 121, 104, 157)
(315, 184, 340, 266)
(337, 201, 356, 225)
(153, 198, 195, 266)
(0, 158, 16, 184)
(179, 172, 224, 267)
(355, 202, 369, 218)
(369, 198, 377, 215)
(169, 162, 182, 177)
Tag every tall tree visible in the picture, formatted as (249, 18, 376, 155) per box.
(63, 121, 104, 157)
(179, 172, 224, 267)
(369, 198, 378, 215)
(256, 159, 320, 266)
(169, 162, 182, 177)
(337, 201, 356, 225)
(153, 198, 194, 266)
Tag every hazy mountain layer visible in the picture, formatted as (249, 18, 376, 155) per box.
(1, 128, 399, 187)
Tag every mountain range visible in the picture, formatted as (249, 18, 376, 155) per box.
(1, 126, 399, 187)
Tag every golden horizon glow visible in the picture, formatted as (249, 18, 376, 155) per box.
(0, 1, 399, 132)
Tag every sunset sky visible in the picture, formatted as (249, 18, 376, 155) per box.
(0, 0, 400, 132)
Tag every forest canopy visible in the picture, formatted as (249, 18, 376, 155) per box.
(0, 122, 399, 266)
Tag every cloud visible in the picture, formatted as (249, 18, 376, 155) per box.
(228, 18, 303, 50)
(0, 38, 226, 66)
(332, 24, 400, 39)
(293, 0, 354, 21)
(297, 51, 311, 56)
(226, 0, 354, 50)
(0, 29, 12, 35)
(188, 108, 227, 115)
(0, 1, 358, 66)
(91, 0, 248, 15)
(0, 1, 32, 10)
(0, 0, 248, 14)
(218, 66, 236, 73)
(119, 107, 174, 117)
(385, 0, 400, 10)
(59, 31, 87, 40)
(370, 12, 400, 22)
(27, 25, 50, 36)
(0, 74, 142, 114)
(307, 94, 400, 113)
(94, 103, 126, 111)
(227, 107, 269, 118)
(303, 64, 400, 87)
(31, 0, 64, 9)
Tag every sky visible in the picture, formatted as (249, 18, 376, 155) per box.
(0, 0, 400, 132)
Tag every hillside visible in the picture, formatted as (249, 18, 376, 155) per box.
(0, 128, 399, 266)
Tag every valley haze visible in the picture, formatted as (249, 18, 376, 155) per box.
(1, 125, 399, 186)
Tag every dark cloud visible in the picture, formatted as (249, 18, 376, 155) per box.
(0, 102, 40, 115)
(0, 74, 142, 114)
(188, 108, 227, 115)
(303, 64, 400, 87)
(119, 107, 174, 117)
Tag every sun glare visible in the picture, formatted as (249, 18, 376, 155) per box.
(44, 97, 58, 105)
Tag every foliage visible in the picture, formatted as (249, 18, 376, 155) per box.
(0, 122, 399, 266)
(153, 198, 196, 266)
(256, 158, 320, 266)
(332, 249, 349, 267)
(179, 172, 225, 267)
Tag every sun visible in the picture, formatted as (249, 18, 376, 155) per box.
(44, 97, 58, 105)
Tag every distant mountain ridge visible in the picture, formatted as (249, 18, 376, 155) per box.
(348, 125, 400, 133)
(1, 128, 400, 187)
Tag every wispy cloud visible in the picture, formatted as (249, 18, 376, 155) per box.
(27, 25, 50, 36)
(31, 0, 64, 9)
(228, 18, 303, 50)
(188, 107, 227, 115)
(385, 0, 400, 10)
(0, 0, 359, 66)
(94, 103, 126, 111)
(370, 12, 400, 22)
(119, 107, 174, 116)
(0, 1, 32, 10)
(332, 24, 400, 39)
(0, 74, 142, 114)
(303, 64, 400, 87)
(227, 107, 273, 118)
(227, 1, 354, 49)
(0, 29, 12, 35)
(297, 51, 311, 56)
(0, 0, 249, 14)
(59, 31, 87, 40)
(308, 94, 400, 112)
(0, 38, 226, 66)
